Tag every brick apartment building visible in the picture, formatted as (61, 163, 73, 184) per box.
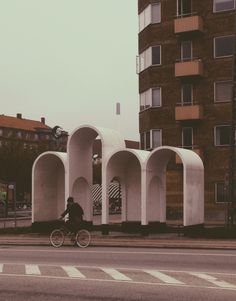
(138, 0, 236, 222)
(0, 113, 68, 210)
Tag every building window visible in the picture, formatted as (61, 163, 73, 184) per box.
(215, 182, 226, 203)
(152, 129, 162, 148)
(214, 35, 234, 58)
(181, 40, 192, 61)
(0, 129, 3, 136)
(214, 81, 233, 102)
(140, 129, 162, 150)
(139, 3, 161, 32)
(139, 46, 161, 72)
(213, 0, 235, 12)
(177, 0, 192, 17)
(182, 127, 193, 149)
(140, 87, 161, 111)
(152, 46, 161, 65)
(181, 83, 193, 105)
(215, 125, 231, 145)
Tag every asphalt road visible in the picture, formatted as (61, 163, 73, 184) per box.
(0, 246, 236, 300)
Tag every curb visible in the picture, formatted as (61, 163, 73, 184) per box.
(1, 236, 236, 250)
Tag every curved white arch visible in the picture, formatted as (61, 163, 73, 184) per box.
(32, 151, 68, 223)
(67, 124, 125, 223)
(144, 146, 204, 227)
(105, 148, 150, 224)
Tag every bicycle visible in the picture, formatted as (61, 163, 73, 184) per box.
(49, 221, 91, 248)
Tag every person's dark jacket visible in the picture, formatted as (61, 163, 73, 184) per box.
(61, 202, 84, 222)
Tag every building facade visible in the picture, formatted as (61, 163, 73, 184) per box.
(138, 0, 236, 222)
(0, 113, 68, 211)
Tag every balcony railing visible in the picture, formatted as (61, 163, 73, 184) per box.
(174, 15, 203, 34)
(175, 104, 203, 120)
(175, 59, 203, 77)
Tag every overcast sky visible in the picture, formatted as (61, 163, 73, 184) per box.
(0, 0, 139, 140)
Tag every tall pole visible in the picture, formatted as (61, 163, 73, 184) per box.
(229, 9, 236, 225)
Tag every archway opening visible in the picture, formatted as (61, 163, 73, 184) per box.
(106, 150, 142, 227)
(109, 177, 122, 225)
(146, 146, 204, 227)
(33, 154, 65, 222)
(166, 155, 184, 226)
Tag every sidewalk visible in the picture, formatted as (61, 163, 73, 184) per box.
(1, 232, 236, 250)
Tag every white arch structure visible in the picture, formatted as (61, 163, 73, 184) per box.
(105, 149, 149, 225)
(143, 146, 204, 226)
(67, 125, 125, 224)
(32, 152, 68, 223)
(32, 125, 204, 229)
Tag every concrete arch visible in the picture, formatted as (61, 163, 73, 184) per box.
(32, 152, 68, 223)
(67, 124, 125, 223)
(106, 149, 149, 225)
(144, 146, 204, 227)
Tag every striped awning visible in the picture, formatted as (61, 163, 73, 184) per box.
(92, 183, 120, 203)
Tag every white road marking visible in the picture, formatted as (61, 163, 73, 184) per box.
(0, 273, 236, 291)
(0, 264, 3, 273)
(62, 266, 86, 278)
(144, 270, 184, 285)
(25, 264, 41, 275)
(190, 272, 236, 289)
(101, 268, 132, 281)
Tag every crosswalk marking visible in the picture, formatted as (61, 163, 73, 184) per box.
(61, 266, 86, 278)
(144, 270, 184, 285)
(0, 263, 236, 290)
(189, 272, 236, 289)
(25, 264, 41, 275)
(101, 268, 132, 281)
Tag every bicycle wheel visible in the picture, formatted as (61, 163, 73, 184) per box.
(50, 229, 65, 247)
(75, 229, 91, 248)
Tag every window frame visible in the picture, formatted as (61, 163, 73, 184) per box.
(181, 40, 193, 62)
(214, 80, 233, 103)
(181, 83, 193, 105)
(177, 0, 192, 17)
(139, 2, 161, 33)
(213, 0, 235, 13)
(139, 87, 162, 111)
(214, 125, 231, 146)
(140, 129, 162, 150)
(182, 127, 193, 149)
(214, 35, 234, 58)
(152, 45, 162, 66)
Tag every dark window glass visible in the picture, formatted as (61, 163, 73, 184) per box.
(182, 127, 193, 149)
(140, 133, 145, 149)
(214, 0, 235, 12)
(152, 46, 161, 65)
(215, 36, 234, 57)
(181, 41, 192, 61)
(182, 84, 192, 104)
(146, 131, 151, 149)
(216, 126, 230, 145)
(178, 0, 192, 16)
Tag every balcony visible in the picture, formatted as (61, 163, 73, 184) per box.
(174, 15, 203, 34)
(175, 59, 203, 78)
(175, 147, 203, 164)
(175, 104, 203, 121)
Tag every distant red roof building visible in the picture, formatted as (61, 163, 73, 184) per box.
(0, 114, 50, 131)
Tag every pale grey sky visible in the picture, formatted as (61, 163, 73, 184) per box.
(0, 0, 139, 140)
